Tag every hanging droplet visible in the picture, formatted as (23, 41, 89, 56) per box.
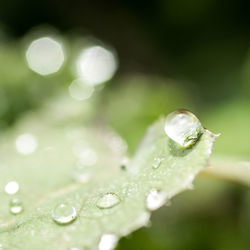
(52, 203, 77, 225)
(96, 193, 120, 209)
(98, 234, 118, 250)
(146, 189, 167, 211)
(152, 157, 164, 169)
(164, 110, 203, 147)
(4, 181, 19, 195)
(9, 198, 24, 215)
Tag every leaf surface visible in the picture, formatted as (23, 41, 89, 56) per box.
(0, 111, 217, 250)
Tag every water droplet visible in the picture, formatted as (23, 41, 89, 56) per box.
(69, 78, 94, 101)
(152, 157, 164, 169)
(26, 36, 65, 76)
(76, 46, 117, 86)
(96, 193, 120, 209)
(98, 234, 118, 250)
(15, 133, 38, 155)
(52, 203, 77, 225)
(146, 189, 167, 211)
(164, 110, 203, 147)
(9, 198, 23, 215)
(4, 181, 19, 195)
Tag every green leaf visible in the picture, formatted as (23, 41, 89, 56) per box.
(0, 111, 217, 249)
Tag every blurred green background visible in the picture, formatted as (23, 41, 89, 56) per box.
(0, 0, 249, 249)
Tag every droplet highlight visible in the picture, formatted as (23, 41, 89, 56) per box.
(96, 193, 120, 209)
(164, 110, 203, 147)
(146, 189, 167, 211)
(52, 203, 77, 225)
(152, 157, 164, 169)
(9, 198, 24, 215)
(98, 234, 118, 250)
(4, 181, 19, 195)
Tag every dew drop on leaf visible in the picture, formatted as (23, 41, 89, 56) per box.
(98, 234, 118, 250)
(52, 203, 77, 225)
(9, 198, 24, 215)
(146, 189, 167, 211)
(4, 181, 19, 195)
(152, 157, 164, 169)
(96, 193, 120, 209)
(164, 110, 203, 147)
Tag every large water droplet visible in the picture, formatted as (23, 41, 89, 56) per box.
(152, 157, 164, 169)
(164, 110, 203, 147)
(146, 189, 167, 211)
(98, 234, 118, 250)
(52, 203, 77, 225)
(4, 181, 19, 195)
(96, 193, 120, 209)
(9, 198, 24, 215)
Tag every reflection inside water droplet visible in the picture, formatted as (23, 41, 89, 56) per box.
(98, 234, 118, 250)
(164, 110, 203, 148)
(52, 203, 77, 225)
(9, 198, 23, 215)
(96, 193, 120, 209)
(146, 189, 167, 211)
